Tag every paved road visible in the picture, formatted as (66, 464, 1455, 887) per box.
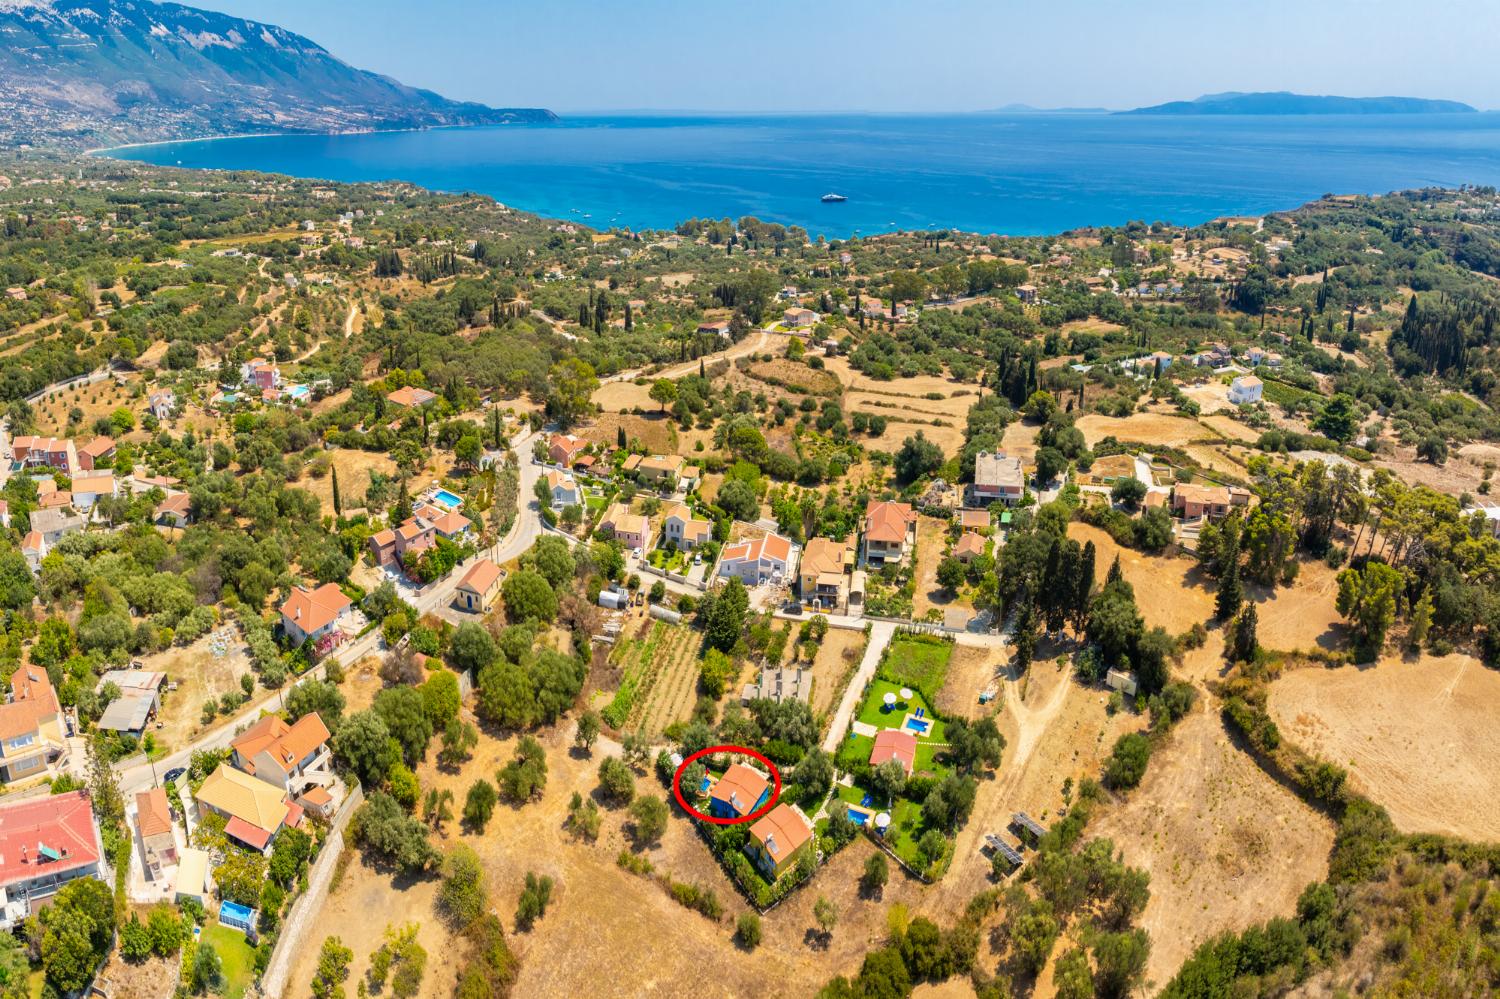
(821, 620, 895, 754)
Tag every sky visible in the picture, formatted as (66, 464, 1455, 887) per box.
(195, 0, 1497, 113)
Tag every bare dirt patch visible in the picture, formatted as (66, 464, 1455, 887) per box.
(912, 515, 963, 619)
(1196, 413, 1262, 443)
(1268, 654, 1500, 842)
(143, 629, 255, 752)
(936, 645, 1004, 720)
(592, 379, 656, 413)
(1091, 709, 1335, 987)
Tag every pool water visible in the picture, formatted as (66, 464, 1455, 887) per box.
(905, 718, 931, 735)
(698, 776, 712, 793)
(847, 808, 871, 826)
(432, 489, 463, 509)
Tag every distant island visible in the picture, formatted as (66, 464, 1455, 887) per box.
(0, 0, 556, 149)
(1122, 91, 1477, 115)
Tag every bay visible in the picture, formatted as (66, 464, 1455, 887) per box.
(101, 111, 1500, 237)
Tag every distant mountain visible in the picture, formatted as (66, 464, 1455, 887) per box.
(0, 0, 556, 148)
(1122, 91, 1477, 116)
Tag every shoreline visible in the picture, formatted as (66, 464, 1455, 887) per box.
(85, 120, 545, 157)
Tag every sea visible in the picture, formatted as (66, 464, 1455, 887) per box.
(101, 112, 1500, 238)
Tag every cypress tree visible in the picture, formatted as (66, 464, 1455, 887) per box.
(1216, 562, 1243, 621)
(331, 466, 341, 517)
(1074, 540, 1096, 626)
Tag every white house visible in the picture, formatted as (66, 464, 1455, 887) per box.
(547, 470, 583, 509)
(718, 534, 797, 585)
(1228, 375, 1263, 406)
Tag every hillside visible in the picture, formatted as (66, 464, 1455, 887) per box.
(1124, 91, 1477, 115)
(0, 0, 555, 147)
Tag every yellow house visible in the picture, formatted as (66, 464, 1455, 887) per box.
(454, 559, 504, 614)
(0, 668, 65, 783)
(746, 804, 814, 880)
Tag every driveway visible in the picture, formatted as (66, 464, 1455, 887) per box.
(821, 620, 896, 754)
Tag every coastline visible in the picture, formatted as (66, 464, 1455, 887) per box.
(85, 120, 542, 158)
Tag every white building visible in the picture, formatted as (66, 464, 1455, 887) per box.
(1228, 375, 1263, 406)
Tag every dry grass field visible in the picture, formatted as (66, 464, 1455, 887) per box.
(592, 379, 657, 413)
(806, 626, 867, 717)
(1091, 709, 1335, 987)
(1197, 413, 1263, 443)
(1075, 412, 1212, 449)
(1068, 523, 1216, 635)
(580, 412, 676, 453)
(925, 661, 1147, 915)
(911, 515, 964, 619)
(1268, 654, 1500, 842)
(746, 358, 842, 397)
(298, 448, 401, 516)
(935, 644, 1004, 720)
(288, 724, 933, 999)
(1248, 557, 1345, 653)
(31, 377, 143, 439)
(134, 628, 260, 752)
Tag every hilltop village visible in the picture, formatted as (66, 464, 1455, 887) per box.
(0, 156, 1492, 999)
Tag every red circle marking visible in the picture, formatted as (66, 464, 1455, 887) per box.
(671, 744, 782, 825)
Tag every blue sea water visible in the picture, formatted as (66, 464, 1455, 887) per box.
(101, 112, 1500, 237)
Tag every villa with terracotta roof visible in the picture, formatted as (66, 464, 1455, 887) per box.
(230, 712, 335, 796)
(0, 668, 65, 783)
(278, 583, 353, 650)
(954, 532, 987, 563)
(193, 764, 299, 854)
(0, 790, 103, 929)
(454, 559, 504, 613)
(241, 357, 280, 390)
(77, 436, 115, 472)
(634, 454, 685, 490)
(708, 763, 771, 819)
(660, 503, 712, 550)
(746, 803, 813, 879)
(10, 435, 78, 474)
(386, 385, 437, 408)
(548, 433, 589, 466)
(870, 728, 918, 776)
(155, 492, 192, 528)
(863, 500, 918, 565)
(798, 535, 853, 610)
(718, 533, 796, 585)
(598, 503, 651, 550)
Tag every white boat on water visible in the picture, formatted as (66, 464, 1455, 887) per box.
(821, 193, 847, 203)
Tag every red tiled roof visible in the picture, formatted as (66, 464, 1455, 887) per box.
(709, 763, 769, 816)
(224, 815, 273, 851)
(749, 803, 812, 861)
(278, 583, 351, 636)
(865, 501, 916, 544)
(136, 788, 173, 840)
(232, 713, 331, 776)
(0, 668, 58, 742)
(870, 729, 918, 774)
(0, 790, 99, 887)
(458, 559, 502, 595)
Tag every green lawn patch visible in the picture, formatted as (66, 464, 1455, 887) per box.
(200, 923, 256, 999)
(854, 679, 947, 744)
(880, 634, 954, 699)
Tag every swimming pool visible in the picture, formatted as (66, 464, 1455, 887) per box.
(432, 488, 464, 509)
(847, 807, 872, 826)
(904, 717, 931, 735)
(699, 776, 712, 793)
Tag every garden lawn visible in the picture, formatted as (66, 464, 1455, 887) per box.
(854, 679, 948, 745)
(880, 635, 954, 696)
(200, 922, 256, 999)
